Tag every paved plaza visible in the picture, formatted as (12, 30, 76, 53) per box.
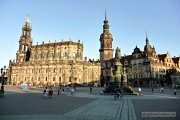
(0, 85, 180, 120)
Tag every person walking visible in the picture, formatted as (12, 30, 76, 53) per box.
(43, 87, 47, 97)
(151, 87, 154, 94)
(138, 87, 142, 95)
(70, 87, 75, 95)
(174, 88, 176, 95)
(57, 87, 60, 95)
(90, 87, 92, 94)
(48, 87, 53, 99)
(62, 86, 65, 93)
(73, 84, 76, 92)
(161, 87, 164, 93)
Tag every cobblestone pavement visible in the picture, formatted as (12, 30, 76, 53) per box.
(0, 85, 180, 120)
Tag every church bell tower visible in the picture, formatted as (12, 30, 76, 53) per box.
(16, 15, 32, 63)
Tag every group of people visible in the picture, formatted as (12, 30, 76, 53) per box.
(43, 87, 53, 99)
(138, 87, 177, 96)
(43, 85, 75, 98)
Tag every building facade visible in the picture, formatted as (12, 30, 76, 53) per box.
(122, 36, 180, 86)
(8, 16, 101, 86)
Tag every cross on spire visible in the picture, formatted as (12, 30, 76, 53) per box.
(146, 30, 149, 45)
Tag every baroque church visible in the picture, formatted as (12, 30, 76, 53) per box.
(8, 13, 180, 87)
(8, 16, 101, 86)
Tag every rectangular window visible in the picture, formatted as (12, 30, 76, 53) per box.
(51, 53, 54, 59)
(69, 76, 71, 82)
(53, 77, 55, 81)
(59, 53, 61, 59)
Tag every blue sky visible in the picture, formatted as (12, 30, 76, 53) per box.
(0, 0, 180, 68)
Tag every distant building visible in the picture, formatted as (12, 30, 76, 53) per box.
(8, 16, 101, 86)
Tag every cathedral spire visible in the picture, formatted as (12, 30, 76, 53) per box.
(103, 10, 109, 32)
(20, 15, 32, 46)
(26, 14, 30, 23)
(146, 30, 149, 45)
(17, 15, 32, 63)
(22, 14, 32, 33)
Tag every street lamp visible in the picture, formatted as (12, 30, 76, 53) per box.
(70, 63, 74, 87)
(1, 66, 7, 97)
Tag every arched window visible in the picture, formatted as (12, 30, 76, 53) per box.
(58, 52, 61, 59)
(65, 52, 68, 58)
(51, 53, 54, 59)
(69, 76, 71, 82)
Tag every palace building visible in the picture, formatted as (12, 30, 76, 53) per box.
(8, 16, 101, 86)
(122, 37, 180, 86)
(98, 13, 180, 87)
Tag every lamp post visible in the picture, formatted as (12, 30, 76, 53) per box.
(1, 66, 7, 97)
(70, 63, 74, 87)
